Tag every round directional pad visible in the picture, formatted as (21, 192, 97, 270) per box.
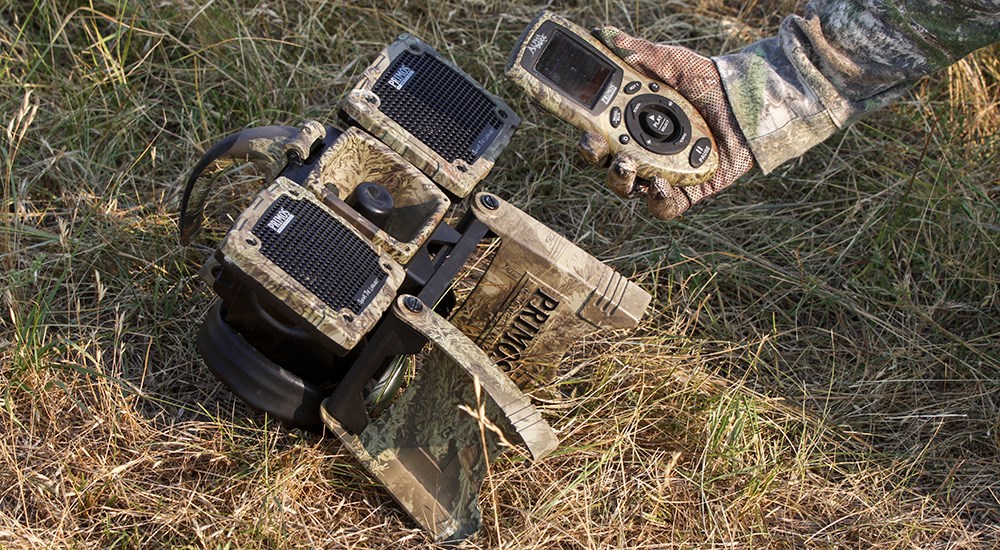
(624, 94, 692, 155)
(640, 111, 675, 140)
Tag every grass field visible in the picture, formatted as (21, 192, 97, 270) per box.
(2, 0, 999, 547)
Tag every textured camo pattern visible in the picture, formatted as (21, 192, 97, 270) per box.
(185, 29, 658, 539)
(302, 127, 450, 264)
(342, 34, 509, 198)
(216, 178, 405, 351)
(506, 11, 719, 187)
(282, 120, 326, 161)
(179, 125, 299, 245)
(322, 295, 558, 541)
(714, 0, 1000, 173)
(451, 193, 651, 391)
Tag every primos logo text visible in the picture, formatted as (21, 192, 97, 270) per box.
(266, 208, 294, 234)
(600, 82, 618, 106)
(526, 33, 548, 55)
(492, 288, 559, 370)
(387, 65, 415, 90)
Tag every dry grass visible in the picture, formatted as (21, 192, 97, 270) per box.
(2, 0, 998, 547)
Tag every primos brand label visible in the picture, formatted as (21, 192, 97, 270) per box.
(526, 32, 548, 55)
(387, 64, 415, 90)
(492, 287, 560, 371)
(599, 82, 617, 106)
(266, 208, 295, 234)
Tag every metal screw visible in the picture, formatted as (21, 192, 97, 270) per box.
(480, 194, 500, 210)
(403, 296, 423, 312)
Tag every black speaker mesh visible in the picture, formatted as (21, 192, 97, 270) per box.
(373, 50, 502, 163)
(251, 195, 386, 315)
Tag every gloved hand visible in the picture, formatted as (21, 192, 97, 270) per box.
(579, 27, 756, 219)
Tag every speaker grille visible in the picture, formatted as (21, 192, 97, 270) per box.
(373, 50, 503, 163)
(252, 196, 386, 315)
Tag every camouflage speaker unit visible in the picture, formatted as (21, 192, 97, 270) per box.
(180, 31, 650, 542)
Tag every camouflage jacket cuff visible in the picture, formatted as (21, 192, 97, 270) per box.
(713, 0, 1000, 175)
(713, 40, 840, 175)
(712, 14, 912, 174)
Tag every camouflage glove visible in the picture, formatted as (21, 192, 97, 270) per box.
(579, 27, 755, 219)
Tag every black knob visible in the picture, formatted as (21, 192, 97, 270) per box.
(403, 296, 423, 312)
(480, 194, 500, 210)
(639, 110, 676, 140)
(350, 182, 394, 229)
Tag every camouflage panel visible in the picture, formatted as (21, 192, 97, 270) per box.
(506, 11, 719, 187)
(301, 127, 450, 265)
(322, 295, 557, 541)
(342, 34, 519, 198)
(216, 177, 405, 352)
(179, 125, 302, 245)
(450, 193, 651, 390)
(715, 0, 1000, 173)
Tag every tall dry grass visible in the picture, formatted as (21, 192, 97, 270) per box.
(2, 0, 998, 547)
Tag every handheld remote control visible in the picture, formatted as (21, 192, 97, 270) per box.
(507, 11, 718, 186)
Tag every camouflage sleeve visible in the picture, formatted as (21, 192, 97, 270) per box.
(714, 0, 1000, 173)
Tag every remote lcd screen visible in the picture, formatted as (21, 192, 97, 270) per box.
(534, 31, 614, 109)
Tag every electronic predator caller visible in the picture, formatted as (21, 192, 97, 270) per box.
(175, 11, 720, 542)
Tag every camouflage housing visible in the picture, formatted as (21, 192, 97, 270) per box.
(454, 193, 650, 389)
(183, 23, 652, 543)
(506, 11, 719, 187)
(342, 34, 520, 198)
(215, 177, 405, 352)
(317, 192, 650, 539)
(323, 294, 559, 541)
(301, 126, 451, 265)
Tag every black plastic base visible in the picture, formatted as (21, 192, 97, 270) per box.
(199, 302, 328, 432)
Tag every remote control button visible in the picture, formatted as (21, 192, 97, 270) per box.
(609, 106, 622, 128)
(624, 81, 642, 94)
(689, 138, 712, 168)
(648, 82, 660, 92)
(639, 110, 675, 140)
(624, 94, 692, 155)
(619, 134, 631, 145)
